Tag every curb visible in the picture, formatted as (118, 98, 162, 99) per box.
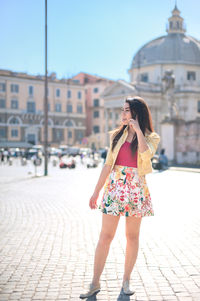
(168, 167, 200, 173)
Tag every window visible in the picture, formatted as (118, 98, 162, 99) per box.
(93, 126, 100, 133)
(27, 134, 35, 144)
(56, 130, 62, 139)
(141, 73, 149, 82)
(0, 128, 6, 137)
(77, 104, 83, 114)
(10, 117, 20, 124)
(77, 91, 82, 99)
(29, 85, 34, 96)
(66, 120, 73, 127)
(53, 129, 63, 141)
(67, 102, 73, 113)
(0, 99, 6, 108)
(55, 103, 62, 112)
(67, 90, 71, 98)
(27, 102, 36, 113)
(11, 84, 19, 93)
(68, 131, 72, 138)
(198, 101, 200, 113)
(93, 111, 99, 118)
(11, 99, 18, 109)
(93, 99, 99, 107)
(11, 129, 18, 137)
(93, 87, 98, 93)
(187, 71, 196, 81)
(56, 89, 60, 97)
(0, 83, 6, 92)
(73, 79, 80, 84)
(77, 131, 83, 140)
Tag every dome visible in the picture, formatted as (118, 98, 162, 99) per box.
(131, 6, 200, 68)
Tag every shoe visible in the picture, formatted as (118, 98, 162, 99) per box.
(79, 282, 101, 299)
(122, 280, 135, 295)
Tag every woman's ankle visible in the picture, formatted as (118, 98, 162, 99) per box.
(122, 277, 130, 283)
(91, 279, 100, 286)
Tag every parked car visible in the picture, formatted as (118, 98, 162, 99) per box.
(66, 147, 80, 156)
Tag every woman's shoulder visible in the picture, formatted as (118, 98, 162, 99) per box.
(108, 128, 120, 139)
(145, 129, 160, 140)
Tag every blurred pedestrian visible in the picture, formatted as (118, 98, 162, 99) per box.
(80, 96, 160, 298)
(159, 148, 168, 170)
(101, 147, 108, 163)
(3, 149, 8, 163)
(0, 150, 4, 164)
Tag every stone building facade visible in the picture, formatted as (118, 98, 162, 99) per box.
(72, 72, 114, 149)
(0, 70, 86, 148)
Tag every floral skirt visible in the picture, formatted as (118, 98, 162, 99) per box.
(98, 165, 154, 217)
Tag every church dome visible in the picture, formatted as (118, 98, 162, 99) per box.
(131, 5, 200, 68)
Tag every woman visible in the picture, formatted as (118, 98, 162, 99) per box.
(80, 96, 160, 299)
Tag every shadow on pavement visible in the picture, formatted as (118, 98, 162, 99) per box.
(117, 288, 135, 300)
(83, 288, 136, 300)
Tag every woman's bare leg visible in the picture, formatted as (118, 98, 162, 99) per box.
(123, 216, 142, 282)
(92, 213, 120, 285)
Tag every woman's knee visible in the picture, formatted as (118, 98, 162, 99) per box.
(99, 231, 115, 245)
(126, 232, 140, 242)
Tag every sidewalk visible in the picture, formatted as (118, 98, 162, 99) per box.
(0, 164, 200, 300)
(168, 164, 200, 173)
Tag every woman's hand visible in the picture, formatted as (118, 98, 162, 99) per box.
(89, 191, 99, 209)
(128, 116, 141, 133)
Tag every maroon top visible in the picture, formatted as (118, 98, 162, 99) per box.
(115, 141, 137, 167)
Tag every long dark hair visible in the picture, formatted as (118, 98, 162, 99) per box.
(111, 96, 154, 156)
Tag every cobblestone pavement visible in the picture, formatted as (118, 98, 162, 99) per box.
(0, 159, 200, 301)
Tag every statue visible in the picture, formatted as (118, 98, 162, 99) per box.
(162, 69, 178, 119)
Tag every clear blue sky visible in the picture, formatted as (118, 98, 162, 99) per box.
(0, 0, 200, 81)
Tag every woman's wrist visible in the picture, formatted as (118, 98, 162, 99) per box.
(136, 128, 142, 136)
(94, 189, 99, 195)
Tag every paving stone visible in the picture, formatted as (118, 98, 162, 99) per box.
(0, 163, 200, 300)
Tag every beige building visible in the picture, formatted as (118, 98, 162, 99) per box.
(72, 72, 114, 149)
(102, 5, 200, 165)
(0, 70, 86, 148)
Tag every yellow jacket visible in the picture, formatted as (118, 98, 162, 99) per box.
(105, 126, 161, 176)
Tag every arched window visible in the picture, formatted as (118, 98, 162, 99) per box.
(40, 118, 53, 126)
(9, 117, 20, 124)
(65, 120, 74, 127)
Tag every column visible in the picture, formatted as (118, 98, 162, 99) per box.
(112, 109, 116, 129)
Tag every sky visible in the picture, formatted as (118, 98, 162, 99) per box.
(0, 0, 200, 81)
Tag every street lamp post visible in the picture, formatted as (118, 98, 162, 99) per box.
(44, 0, 48, 176)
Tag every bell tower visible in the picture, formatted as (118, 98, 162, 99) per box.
(166, 3, 186, 34)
